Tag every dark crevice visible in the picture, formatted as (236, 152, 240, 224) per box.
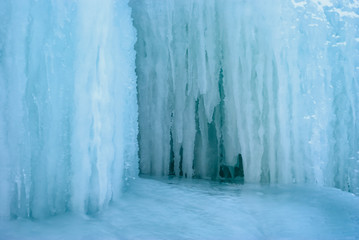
(169, 130, 175, 176)
(179, 146, 183, 177)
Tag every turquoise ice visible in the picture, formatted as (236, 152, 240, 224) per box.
(0, 0, 358, 239)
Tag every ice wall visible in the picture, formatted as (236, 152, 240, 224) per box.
(132, 0, 359, 193)
(0, 0, 138, 218)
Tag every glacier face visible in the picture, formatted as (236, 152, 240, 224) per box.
(132, 0, 359, 192)
(0, 0, 138, 218)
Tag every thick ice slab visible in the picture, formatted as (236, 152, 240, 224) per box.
(1, 178, 359, 239)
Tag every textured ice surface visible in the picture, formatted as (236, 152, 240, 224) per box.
(0, 0, 138, 218)
(1, 1, 359, 235)
(1, 178, 359, 240)
(132, 0, 359, 192)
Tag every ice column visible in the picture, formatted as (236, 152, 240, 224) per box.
(0, 0, 138, 218)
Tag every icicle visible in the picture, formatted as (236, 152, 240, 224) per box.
(132, 0, 359, 193)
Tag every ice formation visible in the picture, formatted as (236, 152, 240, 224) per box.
(0, 0, 138, 218)
(2, 178, 359, 239)
(0, 0, 358, 222)
(132, 0, 359, 192)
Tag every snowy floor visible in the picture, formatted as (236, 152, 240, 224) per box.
(1, 177, 359, 240)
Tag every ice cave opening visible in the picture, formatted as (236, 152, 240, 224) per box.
(0, 0, 359, 239)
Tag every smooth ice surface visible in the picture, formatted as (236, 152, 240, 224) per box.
(132, 0, 359, 192)
(1, 178, 359, 240)
(0, 0, 138, 218)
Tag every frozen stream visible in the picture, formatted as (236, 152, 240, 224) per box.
(1, 177, 359, 240)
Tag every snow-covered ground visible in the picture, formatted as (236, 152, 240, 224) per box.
(1, 177, 358, 240)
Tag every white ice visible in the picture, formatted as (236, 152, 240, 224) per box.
(0, 0, 138, 218)
(1, 178, 359, 239)
(132, 0, 359, 193)
(0, 0, 358, 238)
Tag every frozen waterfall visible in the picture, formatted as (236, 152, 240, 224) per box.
(0, 0, 138, 218)
(132, 0, 359, 193)
(0, 0, 359, 227)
